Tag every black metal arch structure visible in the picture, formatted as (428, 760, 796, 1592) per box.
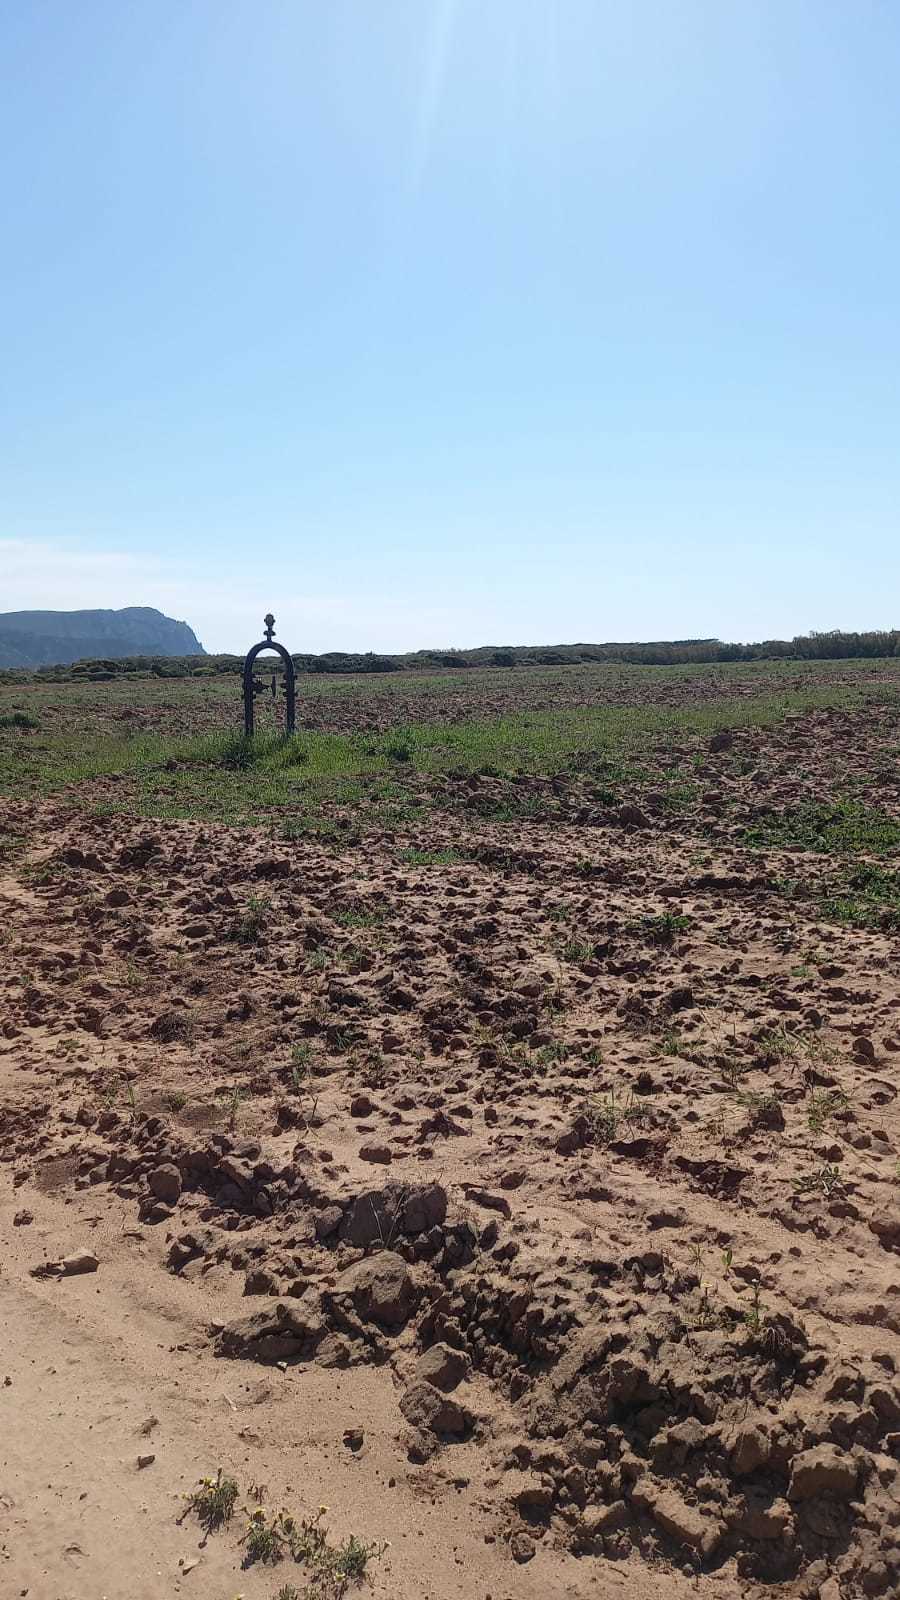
(242, 613, 296, 737)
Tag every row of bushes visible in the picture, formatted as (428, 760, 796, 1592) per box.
(2, 629, 899, 684)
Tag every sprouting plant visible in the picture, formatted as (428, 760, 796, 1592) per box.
(286, 1058, 320, 1129)
(232, 893, 271, 945)
(334, 903, 385, 929)
(544, 975, 567, 1014)
(741, 1280, 774, 1345)
(358, 1048, 387, 1089)
(807, 1088, 848, 1134)
(653, 1027, 683, 1059)
(241, 1506, 291, 1565)
(582, 1085, 643, 1144)
(164, 1089, 188, 1112)
(330, 1533, 385, 1581)
(721, 1056, 750, 1091)
(535, 1039, 567, 1068)
(640, 912, 692, 946)
(217, 1084, 246, 1130)
(793, 1162, 844, 1197)
(305, 947, 332, 974)
(288, 1506, 330, 1565)
(560, 936, 594, 963)
(96, 1070, 121, 1108)
(184, 1468, 239, 1532)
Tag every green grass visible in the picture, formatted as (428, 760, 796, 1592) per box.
(819, 863, 900, 930)
(745, 798, 900, 857)
(3, 666, 898, 831)
(0, 710, 40, 730)
(638, 912, 692, 945)
(398, 846, 465, 867)
(0, 678, 883, 825)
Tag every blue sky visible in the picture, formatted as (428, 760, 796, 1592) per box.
(2, 1, 898, 653)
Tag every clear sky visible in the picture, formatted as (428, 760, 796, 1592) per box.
(2, 1, 898, 654)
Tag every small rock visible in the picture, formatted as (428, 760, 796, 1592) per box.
(343, 1428, 364, 1451)
(463, 1187, 511, 1218)
(13, 1210, 33, 1226)
(618, 804, 650, 829)
(336, 1252, 418, 1328)
(731, 1496, 793, 1540)
(244, 1268, 280, 1297)
(314, 1205, 344, 1241)
(581, 1501, 627, 1535)
(59, 1251, 100, 1277)
(136, 1453, 155, 1469)
(868, 1209, 900, 1249)
(499, 1168, 526, 1190)
(634, 1484, 722, 1556)
(510, 1473, 554, 1519)
(359, 1143, 392, 1164)
(148, 1164, 182, 1206)
(350, 1094, 375, 1117)
(399, 1381, 471, 1436)
(818, 1580, 843, 1600)
(728, 1422, 770, 1475)
(509, 1532, 535, 1563)
(400, 1182, 448, 1235)
(667, 986, 695, 1013)
(415, 1343, 471, 1393)
(215, 1303, 325, 1363)
(788, 1444, 858, 1502)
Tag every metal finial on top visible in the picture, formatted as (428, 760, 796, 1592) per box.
(264, 613, 275, 641)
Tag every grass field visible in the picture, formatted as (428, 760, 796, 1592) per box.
(3, 655, 900, 826)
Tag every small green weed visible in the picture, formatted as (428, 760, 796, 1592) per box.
(399, 847, 463, 867)
(560, 936, 594, 963)
(640, 912, 692, 945)
(0, 711, 40, 730)
(581, 1085, 644, 1144)
(185, 1468, 239, 1531)
(217, 1083, 246, 1130)
(745, 797, 900, 856)
(807, 1088, 848, 1133)
(793, 1162, 843, 1197)
(232, 893, 272, 945)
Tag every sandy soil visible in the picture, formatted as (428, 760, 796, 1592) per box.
(2, 696, 900, 1600)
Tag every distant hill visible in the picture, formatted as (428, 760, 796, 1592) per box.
(0, 607, 205, 668)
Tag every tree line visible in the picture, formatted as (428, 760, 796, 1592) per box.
(4, 629, 899, 683)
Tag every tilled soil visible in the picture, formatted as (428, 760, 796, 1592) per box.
(8, 654, 900, 739)
(2, 698, 900, 1600)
